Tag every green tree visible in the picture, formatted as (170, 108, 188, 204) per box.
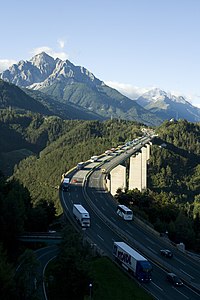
(15, 249, 39, 300)
(0, 244, 16, 300)
(47, 226, 91, 300)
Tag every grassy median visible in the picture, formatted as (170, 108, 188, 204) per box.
(85, 256, 154, 300)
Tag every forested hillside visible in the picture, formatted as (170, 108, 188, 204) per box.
(0, 110, 75, 176)
(11, 118, 144, 212)
(1, 111, 200, 298)
(1, 111, 200, 251)
(0, 171, 57, 299)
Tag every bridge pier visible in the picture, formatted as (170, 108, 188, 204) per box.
(106, 142, 151, 195)
(128, 143, 151, 192)
(109, 164, 126, 196)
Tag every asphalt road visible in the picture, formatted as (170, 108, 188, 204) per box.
(61, 138, 200, 300)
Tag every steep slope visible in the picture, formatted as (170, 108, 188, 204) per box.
(12, 119, 145, 208)
(0, 79, 51, 114)
(24, 88, 105, 121)
(136, 88, 200, 122)
(1, 52, 57, 87)
(1, 52, 161, 126)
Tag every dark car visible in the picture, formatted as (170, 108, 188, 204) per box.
(166, 273, 183, 286)
(160, 249, 173, 258)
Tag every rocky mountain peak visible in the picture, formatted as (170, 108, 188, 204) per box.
(0, 52, 103, 89)
(30, 52, 55, 68)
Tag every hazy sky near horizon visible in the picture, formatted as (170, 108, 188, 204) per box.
(1, 0, 200, 107)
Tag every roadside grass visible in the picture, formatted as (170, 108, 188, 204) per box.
(85, 256, 154, 300)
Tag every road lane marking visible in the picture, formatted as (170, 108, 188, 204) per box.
(125, 229, 132, 235)
(97, 234, 104, 241)
(96, 223, 101, 229)
(101, 206, 105, 211)
(174, 257, 186, 265)
(151, 281, 163, 291)
(185, 284, 200, 296)
(180, 269, 194, 279)
(110, 217, 116, 222)
(147, 246, 157, 254)
(172, 286, 189, 299)
(145, 237, 155, 244)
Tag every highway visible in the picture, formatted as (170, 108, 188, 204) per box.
(60, 137, 200, 300)
(35, 246, 59, 300)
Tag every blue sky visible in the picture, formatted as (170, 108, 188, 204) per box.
(1, 0, 200, 107)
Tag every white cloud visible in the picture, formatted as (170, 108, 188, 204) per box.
(185, 94, 200, 108)
(30, 46, 69, 61)
(106, 81, 200, 108)
(0, 59, 17, 72)
(58, 39, 65, 49)
(105, 81, 152, 99)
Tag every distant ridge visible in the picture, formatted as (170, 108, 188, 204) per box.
(5, 52, 197, 125)
(136, 88, 200, 122)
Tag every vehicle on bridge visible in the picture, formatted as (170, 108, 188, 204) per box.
(76, 162, 85, 170)
(166, 272, 183, 286)
(73, 204, 90, 227)
(113, 241, 152, 282)
(116, 205, 133, 221)
(61, 177, 70, 191)
(160, 249, 173, 258)
(105, 150, 112, 155)
(90, 156, 98, 162)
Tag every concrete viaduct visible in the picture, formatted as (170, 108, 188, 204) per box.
(105, 142, 152, 195)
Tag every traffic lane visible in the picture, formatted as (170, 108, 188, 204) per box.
(62, 183, 200, 299)
(76, 190, 197, 300)
(35, 245, 58, 258)
(87, 218, 198, 300)
(87, 173, 200, 288)
(63, 162, 200, 297)
(84, 182, 200, 294)
(35, 246, 59, 300)
(115, 214, 200, 286)
(148, 263, 200, 300)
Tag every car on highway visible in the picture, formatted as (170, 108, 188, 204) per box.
(166, 273, 183, 286)
(160, 249, 173, 258)
(72, 179, 78, 183)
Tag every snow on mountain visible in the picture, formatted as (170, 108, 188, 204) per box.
(140, 88, 189, 105)
(1, 52, 200, 123)
(0, 52, 102, 90)
(136, 87, 200, 122)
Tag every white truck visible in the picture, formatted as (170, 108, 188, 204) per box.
(73, 204, 90, 227)
(113, 241, 152, 282)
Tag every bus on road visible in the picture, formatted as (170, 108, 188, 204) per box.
(116, 205, 133, 221)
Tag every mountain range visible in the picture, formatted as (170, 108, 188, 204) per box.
(136, 88, 200, 122)
(1, 52, 200, 124)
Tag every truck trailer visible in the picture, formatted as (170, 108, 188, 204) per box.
(73, 204, 90, 227)
(113, 241, 152, 282)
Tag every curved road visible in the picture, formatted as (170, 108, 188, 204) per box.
(61, 138, 200, 300)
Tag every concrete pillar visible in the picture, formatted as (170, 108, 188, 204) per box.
(105, 176, 111, 192)
(129, 152, 142, 191)
(141, 147, 147, 190)
(146, 143, 151, 161)
(110, 165, 126, 196)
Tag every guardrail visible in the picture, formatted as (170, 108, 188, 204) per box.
(82, 153, 200, 295)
